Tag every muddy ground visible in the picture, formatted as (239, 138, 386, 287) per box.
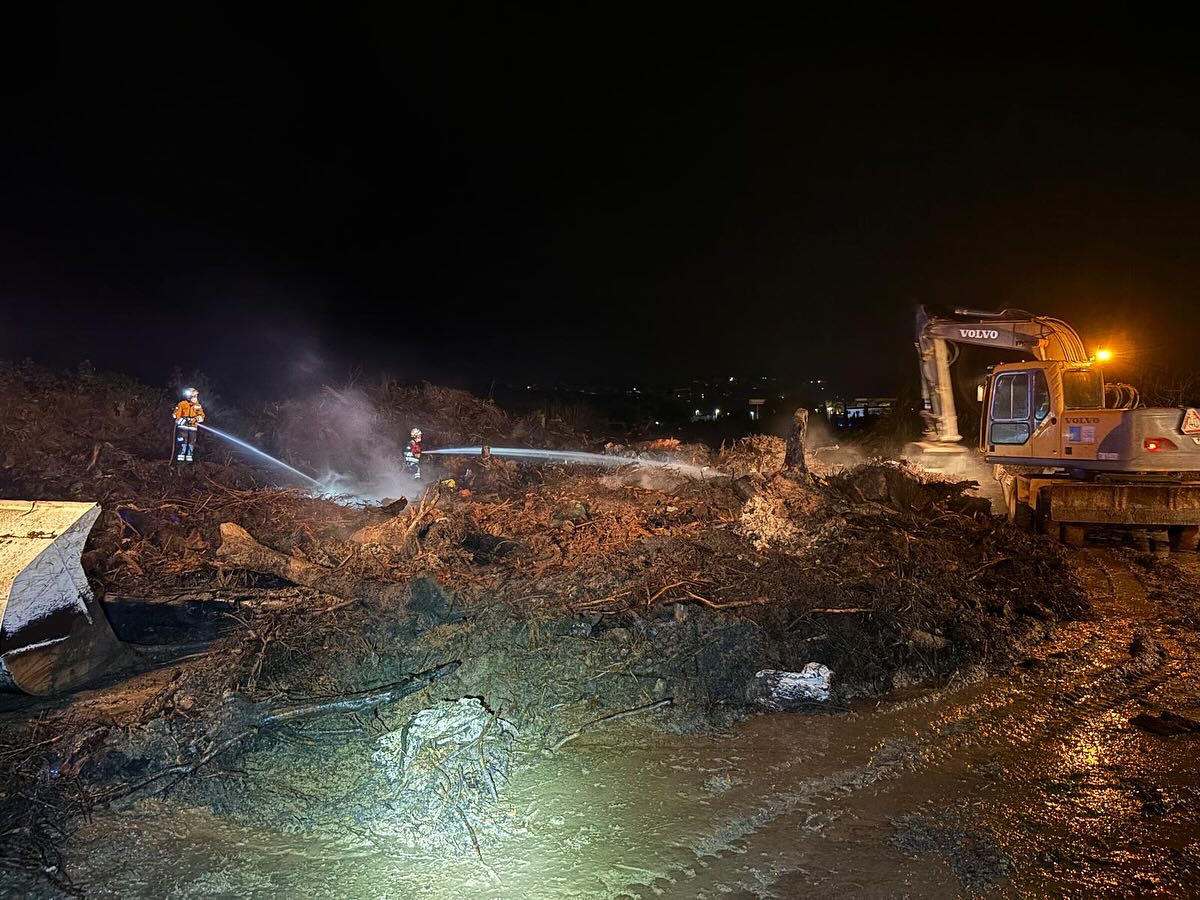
(4, 549, 1198, 898)
(3, 364, 1164, 897)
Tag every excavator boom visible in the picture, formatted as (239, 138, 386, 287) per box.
(916, 306, 1090, 443)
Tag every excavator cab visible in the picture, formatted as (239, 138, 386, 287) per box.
(980, 361, 1098, 463)
(980, 364, 1052, 451)
(979, 359, 1200, 473)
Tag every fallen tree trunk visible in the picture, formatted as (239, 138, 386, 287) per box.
(216, 522, 408, 605)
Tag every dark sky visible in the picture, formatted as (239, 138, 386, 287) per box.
(2, 7, 1197, 399)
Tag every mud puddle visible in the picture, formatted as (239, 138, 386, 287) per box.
(22, 550, 1200, 898)
(59, 711, 956, 899)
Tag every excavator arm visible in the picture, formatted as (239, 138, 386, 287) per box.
(910, 305, 1200, 545)
(915, 306, 1090, 444)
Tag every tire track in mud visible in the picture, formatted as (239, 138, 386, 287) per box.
(612, 550, 1183, 899)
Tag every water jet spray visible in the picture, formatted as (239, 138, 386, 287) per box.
(424, 446, 716, 478)
(200, 424, 322, 487)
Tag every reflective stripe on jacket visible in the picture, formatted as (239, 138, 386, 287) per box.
(173, 400, 206, 426)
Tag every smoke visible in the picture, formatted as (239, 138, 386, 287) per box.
(302, 387, 423, 503)
(803, 413, 838, 449)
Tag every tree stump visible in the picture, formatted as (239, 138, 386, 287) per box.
(784, 407, 810, 474)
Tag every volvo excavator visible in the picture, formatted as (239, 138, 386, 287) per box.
(913, 305, 1200, 550)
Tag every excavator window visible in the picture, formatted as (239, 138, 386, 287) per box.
(993, 373, 1029, 419)
(1033, 370, 1051, 422)
(990, 372, 1031, 444)
(1063, 368, 1104, 409)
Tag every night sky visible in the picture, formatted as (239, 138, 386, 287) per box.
(3, 8, 1198, 400)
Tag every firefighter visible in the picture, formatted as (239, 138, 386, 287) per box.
(172, 388, 205, 463)
(404, 427, 423, 480)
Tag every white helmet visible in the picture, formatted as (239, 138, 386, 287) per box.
(183, 387, 199, 400)
(410, 428, 422, 439)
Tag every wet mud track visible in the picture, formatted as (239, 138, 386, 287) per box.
(605, 549, 1200, 898)
(40, 550, 1200, 898)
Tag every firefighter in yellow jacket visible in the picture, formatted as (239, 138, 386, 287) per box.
(172, 388, 205, 462)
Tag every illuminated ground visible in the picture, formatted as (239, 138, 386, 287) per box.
(15, 549, 1198, 898)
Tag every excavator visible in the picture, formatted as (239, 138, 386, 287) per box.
(912, 305, 1200, 550)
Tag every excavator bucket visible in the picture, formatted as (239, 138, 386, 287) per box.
(0, 500, 128, 695)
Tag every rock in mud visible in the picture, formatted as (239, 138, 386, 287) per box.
(461, 530, 529, 562)
(732, 474, 762, 501)
(552, 500, 590, 524)
(907, 629, 949, 651)
(749, 664, 833, 707)
(1129, 710, 1200, 736)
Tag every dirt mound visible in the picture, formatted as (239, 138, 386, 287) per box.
(0, 369, 1089, 889)
(718, 434, 786, 478)
(0, 361, 168, 463)
(0, 364, 1088, 709)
